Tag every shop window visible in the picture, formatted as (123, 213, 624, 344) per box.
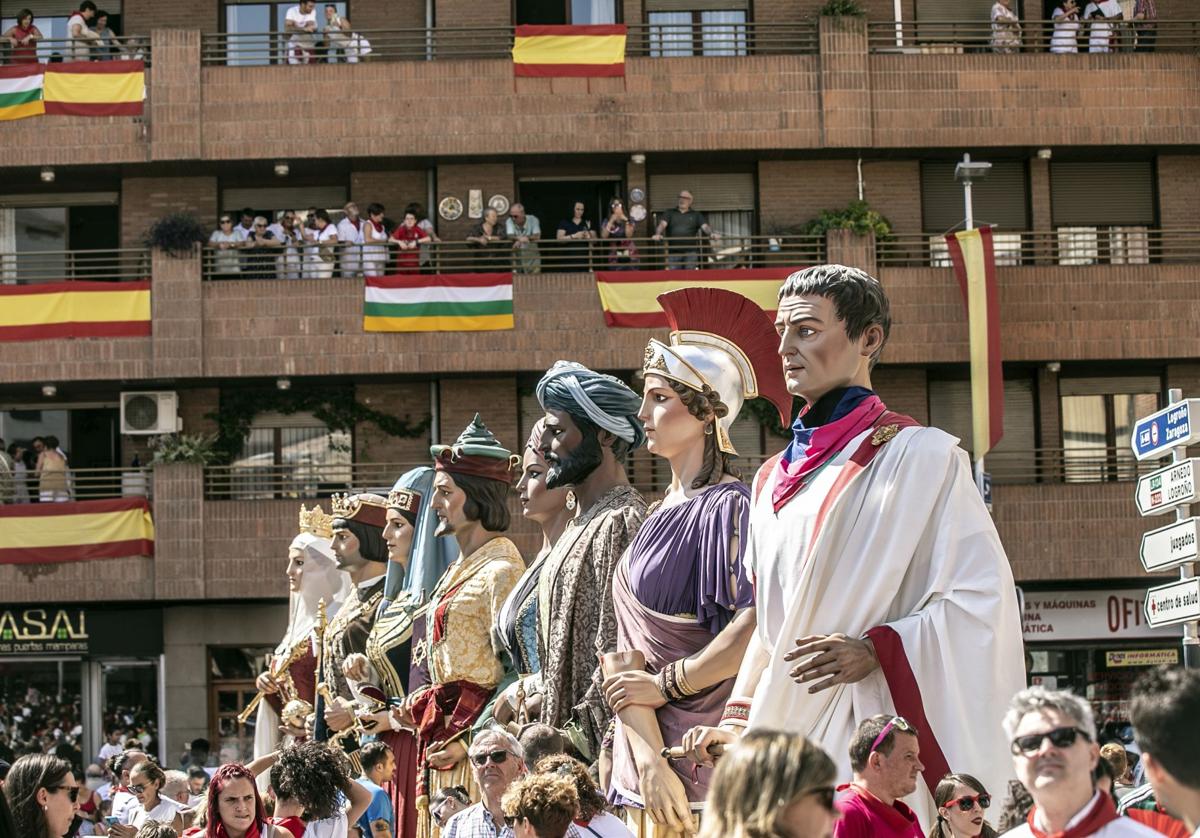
(647, 10, 748, 57)
(224, 412, 352, 500)
(209, 646, 272, 765)
(221, 1, 347, 66)
(1060, 377, 1160, 483)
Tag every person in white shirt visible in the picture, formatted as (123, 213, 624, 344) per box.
(66, 1, 101, 62)
(97, 730, 124, 765)
(1130, 667, 1200, 838)
(1000, 687, 1159, 837)
(1050, 1, 1082, 52)
(338, 18, 371, 62)
(109, 750, 148, 826)
(117, 761, 189, 834)
(361, 203, 389, 277)
(307, 209, 339, 280)
(267, 210, 305, 280)
(285, 0, 318, 64)
(1085, 2, 1115, 52)
(336, 202, 364, 279)
(322, 4, 346, 61)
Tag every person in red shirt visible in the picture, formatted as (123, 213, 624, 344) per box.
(833, 715, 925, 838)
(389, 210, 432, 276)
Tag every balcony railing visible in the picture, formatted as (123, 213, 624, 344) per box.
(200, 234, 825, 280)
(199, 22, 818, 66)
(867, 19, 1200, 54)
(985, 447, 1164, 484)
(0, 36, 151, 66)
(6, 465, 153, 503)
(0, 248, 151, 285)
(875, 229, 1200, 268)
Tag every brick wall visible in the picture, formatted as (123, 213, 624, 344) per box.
(819, 16, 872, 148)
(355, 381, 434, 463)
(149, 30, 203, 161)
(154, 462, 206, 600)
(0, 557, 154, 604)
(758, 160, 859, 231)
(1157, 155, 1200, 227)
(873, 366, 929, 423)
(351, 0, 424, 31)
(126, 0, 219, 33)
(435, 163, 516, 241)
(436, 0, 509, 27)
(350, 169, 429, 220)
(861, 160, 922, 235)
(121, 177, 218, 249)
(151, 250, 205, 378)
(438, 377, 520, 451)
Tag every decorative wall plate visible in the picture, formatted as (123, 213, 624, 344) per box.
(629, 187, 646, 204)
(629, 203, 648, 222)
(488, 194, 510, 215)
(438, 196, 463, 221)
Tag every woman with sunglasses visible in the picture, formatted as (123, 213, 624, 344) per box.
(929, 774, 997, 838)
(4, 753, 80, 838)
(126, 759, 189, 833)
(696, 730, 836, 838)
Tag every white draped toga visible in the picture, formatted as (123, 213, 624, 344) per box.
(746, 424, 1026, 830)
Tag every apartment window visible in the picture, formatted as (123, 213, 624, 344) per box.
(225, 412, 351, 499)
(221, 1, 347, 66)
(1050, 162, 1155, 266)
(928, 375, 1037, 481)
(921, 160, 1028, 265)
(1060, 377, 1160, 483)
(209, 646, 272, 765)
(648, 172, 756, 266)
(0, 195, 121, 282)
(645, 1, 748, 57)
(515, 0, 617, 25)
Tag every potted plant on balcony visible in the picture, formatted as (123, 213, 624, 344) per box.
(818, 0, 865, 17)
(800, 199, 893, 245)
(150, 432, 220, 464)
(144, 212, 208, 258)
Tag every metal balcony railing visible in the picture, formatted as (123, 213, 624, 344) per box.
(6, 465, 153, 503)
(0, 36, 151, 65)
(201, 234, 825, 280)
(0, 248, 150, 285)
(867, 19, 1200, 54)
(984, 447, 1164, 485)
(875, 229, 1200, 268)
(199, 22, 818, 66)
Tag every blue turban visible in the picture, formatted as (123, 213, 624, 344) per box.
(382, 466, 459, 604)
(536, 360, 646, 451)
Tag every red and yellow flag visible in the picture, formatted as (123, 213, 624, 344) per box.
(44, 59, 145, 116)
(0, 280, 151, 342)
(945, 226, 1004, 456)
(595, 267, 806, 328)
(512, 24, 626, 77)
(0, 498, 155, 565)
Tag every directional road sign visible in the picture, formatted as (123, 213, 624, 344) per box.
(1132, 399, 1200, 461)
(1145, 577, 1200, 628)
(1135, 458, 1199, 517)
(1140, 517, 1200, 572)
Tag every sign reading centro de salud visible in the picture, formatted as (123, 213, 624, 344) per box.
(0, 606, 162, 657)
(1023, 589, 1182, 641)
(1145, 578, 1200, 629)
(1132, 399, 1200, 461)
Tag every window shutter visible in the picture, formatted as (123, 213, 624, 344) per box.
(928, 377, 1036, 468)
(1050, 162, 1155, 226)
(649, 173, 755, 212)
(222, 186, 349, 215)
(1059, 376, 1162, 397)
(249, 411, 328, 429)
(645, 0, 748, 10)
(921, 161, 1029, 234)
(728, 412, 765, 463)
(0, 192, 119, 208)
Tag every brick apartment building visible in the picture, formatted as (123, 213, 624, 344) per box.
(1, 0, 1197, 765)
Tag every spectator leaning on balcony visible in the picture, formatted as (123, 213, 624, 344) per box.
(406, 202, 440, 270)
(234, 207, 256, 242)
(652, 189, 719, 270)
(321, 4, 346, 61)
(3, 10, 43, 65)
(339, 19, 371, 62)
(362, 203, 390, 277)
(92, 10, 124, 60)
(244, 216, 282, 280)
(1050, 0, 1082, 52)
(1084, 1, 1116, 52)
(267, 210, 305, 280)
(209, 215, 244, 280)
(391, 209, 431, 275)
(308, 209, 339, 279)
(601, 197, 638, 270)
(1132, 0, 1156, 52)
(467, 207, 508, 272)
(0, 440, 14, 506)
(285, 0, 319, 64)
(990, 0, 1021, 53)
(336, 201, 364, 279)
(66, 1, 101, 62)
(506, 203, 542, 275)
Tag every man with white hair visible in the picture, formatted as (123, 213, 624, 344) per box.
(442, 729, 584, 838)
(1000, 686, 1158, 837)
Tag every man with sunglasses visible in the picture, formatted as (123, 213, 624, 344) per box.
(441, 729, 584, 838)
(834, 715, 924, 838)
(1001, 687, 1157, 837)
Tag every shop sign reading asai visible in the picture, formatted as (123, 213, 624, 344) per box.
(1023, 589, 1182, 642)
(0, 607, 161, 657)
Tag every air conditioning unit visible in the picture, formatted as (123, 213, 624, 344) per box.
(120, 391, 180, 435)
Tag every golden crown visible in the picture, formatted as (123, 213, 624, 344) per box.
(298, 504, 334, 538)
(330, 492, 389, 520)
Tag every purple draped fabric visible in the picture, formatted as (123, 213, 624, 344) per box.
(626, 482, 753, 634)
(610, 482, 754, 806)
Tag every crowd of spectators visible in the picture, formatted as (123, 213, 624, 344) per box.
(0, 435, 74, 505)
(1, 3, 142, 66)
(991, 0, 1158, 53)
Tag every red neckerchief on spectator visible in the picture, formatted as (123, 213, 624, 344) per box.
(1026, 793, 1119, 838)
(214, 820, 262, 838)
(369, 219, 385, 233)
(771, 394, 884, 512)
(349, 217, 361, 230)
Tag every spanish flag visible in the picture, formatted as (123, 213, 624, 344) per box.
(0, 280, 151, 342)
(512, 24, 626, 77)
(945, 226, 1004, 456)
(44, 59, 144, 116)
(596, 268, 805, 328)
(0, 498, 155, 565)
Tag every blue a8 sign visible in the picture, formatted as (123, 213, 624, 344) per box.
(1132, 399, 1200, 461)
